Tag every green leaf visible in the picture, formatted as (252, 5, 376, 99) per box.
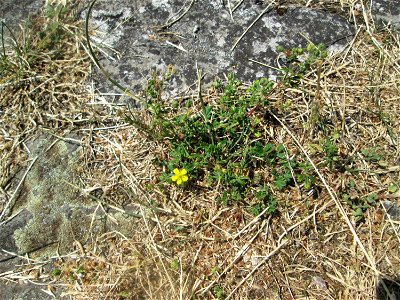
(274, 177, 287, 190)
(388, 183, 398, 193)
(366, 193, 378, 204)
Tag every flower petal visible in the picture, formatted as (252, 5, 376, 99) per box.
(171, 175, 178, 181)
(181, 168, 187, 175)
(182, 175, 188, 182)
(177, 178, 182, 185)
(173, 168, 180, 175)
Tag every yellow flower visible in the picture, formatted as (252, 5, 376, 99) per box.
(171, 168, 188, 185)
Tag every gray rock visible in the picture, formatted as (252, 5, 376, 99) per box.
(85, 0, 355, 99)
(0, 132, 142, 299)
(7, 134, 96, 256)
(0, 133, 99, 299)
(381, 200, 400, 221)
(0, 0, 43, 32)
(0, 282, 54, 300)
(0, 209, 33, 266)
(371, 0, 400, 31)
(376, 276, 400, 300)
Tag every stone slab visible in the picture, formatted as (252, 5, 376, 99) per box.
(0, 131, 142, 299)
(0, 134, 98, 300)
(85, 0, 355, 99)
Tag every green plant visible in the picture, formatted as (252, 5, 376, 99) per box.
(0, 20, 30, 79)
(342, 180, 378, 222)
(210, 266, 220, 276)
(170, 259, 179, 271)
(296, 162, 316, 190)
(361, 148, 382, 162)
(213, 285, 225, 300)
(249, 186, 277, 216)
(117, 291, 130, 298)
(322, 137, 338, 170)
(134, 73, 318, 213)
(52, 268, 62, 276)
(0, 3, 74, 86)
(388, 182, 398, 194)
(145, 66, 175, 101)
(76, 266, 85, 275)
(277, 42, 328, 87)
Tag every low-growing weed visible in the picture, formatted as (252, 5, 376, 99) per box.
(388, 182, 398, 194)
(130, 73, 319, 214)
(341, 180, 378, 222)
(249, 185, 278, 216)
(361, 148, 382, 162)
(322, 137, 338, 170)
(170, 259, 180, 271)
(213, 285, 225, 300)
(277, 42, 328, 87)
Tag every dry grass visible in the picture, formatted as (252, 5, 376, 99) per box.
(1, 0, 400, 299)
(0, 0, 93, 200)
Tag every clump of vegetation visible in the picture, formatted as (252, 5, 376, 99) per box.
(277, 42, 328, 87)
(341, 180, 378, 222)
(129, 73, 318, 215)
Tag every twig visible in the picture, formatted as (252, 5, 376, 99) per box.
(232, 0, 244, 13)
(166, 40, 188, 52)
(226, 240, 284, 297)
(140, 205, 178, 298)
(232, 205, 272, 239)
(249, 58, 282, 71)
(227, 0, 234, 20)
(200, 218, 269, 295)
(230, 2, 276, 52)
(161, 0, 196, 29)
(226, 199, 333, 299)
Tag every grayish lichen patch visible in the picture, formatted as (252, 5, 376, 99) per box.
(10, 134, 103, 257)
(86, 0, 355, 99)
(5, 133, 142, 259)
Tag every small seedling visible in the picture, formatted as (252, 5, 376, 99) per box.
(76, 266, 85, 275)
(361, 148, 382, 162)
(296, 163, 316, 190)
(388, 183, 398, 194)
(249, 186, 277, 216)
(211, 266, 220, 276)
(213, 285, 225, 300)
(118, 291, 130, 299)
(170, 259, 179, 271)
(52, 268, 62, 276)
(342, 181, 378, 222)
(277, 42, 328, 87)
(322, 137, 338, 170)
